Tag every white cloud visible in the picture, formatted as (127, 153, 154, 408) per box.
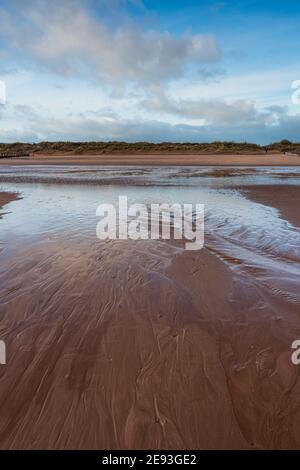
(171, 67, 300, 106)
(1, 101, 300, 144)
(140, 89, 289, 127)
(0, 0, 220, 87)
(1, 0, 300, 144)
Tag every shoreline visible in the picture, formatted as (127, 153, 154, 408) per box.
(0, 192, 20, 218)
(1, 152, 300, 166)
(239, 185, 300, 228)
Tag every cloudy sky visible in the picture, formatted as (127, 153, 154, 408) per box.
(0, 0, 300, 143)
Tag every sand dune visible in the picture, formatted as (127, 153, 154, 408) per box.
(1, 152, 300, 166)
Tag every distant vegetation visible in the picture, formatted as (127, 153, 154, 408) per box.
(0, 140, 300, 155)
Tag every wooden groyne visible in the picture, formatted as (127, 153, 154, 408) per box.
(0, 152, 30, 159)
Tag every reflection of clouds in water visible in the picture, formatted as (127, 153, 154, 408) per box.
(0, 177, 299, 260)
(1, 165, 300, 270)
(1, 171, 300, 309)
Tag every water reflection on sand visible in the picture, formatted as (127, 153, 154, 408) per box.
(0, 166, 300, 449)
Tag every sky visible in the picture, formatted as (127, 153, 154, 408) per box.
(0, 0, 300, 144)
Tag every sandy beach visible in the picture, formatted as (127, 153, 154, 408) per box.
(1, 152, 300, 166)
(0, 167, 300, 450)
(2, 0, 300, 458)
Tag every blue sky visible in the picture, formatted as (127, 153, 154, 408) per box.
(0, 0, 300, 143)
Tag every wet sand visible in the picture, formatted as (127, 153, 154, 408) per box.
(240, 185, 300, 229)
(1, 152, 300, 166)
(0, 192, 20, 218)
(0, 239, 248, 449)
(0, 183, 300, 449)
